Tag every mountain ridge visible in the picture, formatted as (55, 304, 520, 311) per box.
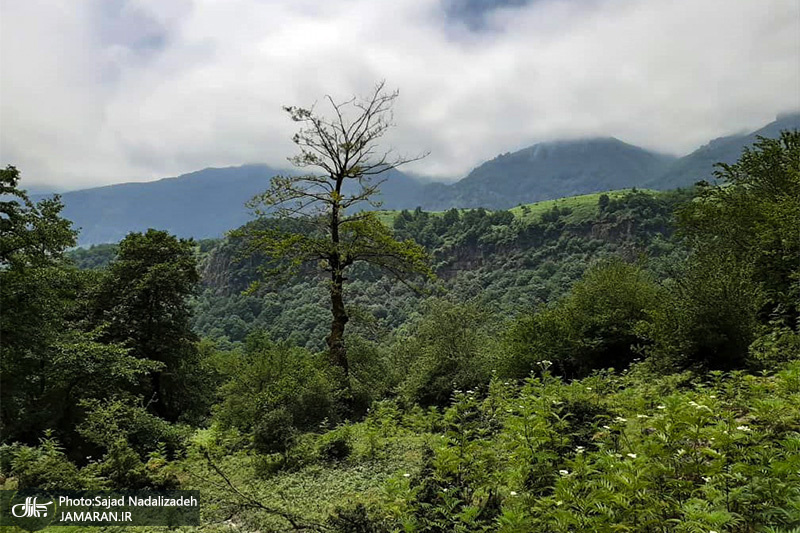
(32, 112, 800, 245)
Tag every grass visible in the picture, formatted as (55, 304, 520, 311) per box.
(509, 188, 660, 224)
(374, 189, 661, 227)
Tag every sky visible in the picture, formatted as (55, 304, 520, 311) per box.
(1, 0, 798, 191)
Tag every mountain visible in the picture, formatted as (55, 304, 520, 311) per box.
(649, 112, 800, 189)
(418, 137, 676, 210)
(38, 165, 427, 245)
(35, 113, 799, 245)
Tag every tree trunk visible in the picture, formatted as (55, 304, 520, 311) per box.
(327, 271, 349, 374)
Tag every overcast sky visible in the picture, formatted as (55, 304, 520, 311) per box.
(1, 0, 798, 190)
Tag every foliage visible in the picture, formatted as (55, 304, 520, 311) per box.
(678, 131, 800, 326)
(213, 331, 340, 435)
(90, 229, 212, 422)
(398, 301, 500, 406)
(242, 82, 431, 374)
(504, 260, 660, 378)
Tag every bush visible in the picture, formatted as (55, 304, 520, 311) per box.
(213, 331, 338, 434)
(504, 260, 659, 378)
(397, 300, 499, 406)
(78, 397, 188, 458)
(253, 408, 296, 455)
(642, 253, 763, 370)
(4, 434, 99, 490)
(319, 431, 351, 462)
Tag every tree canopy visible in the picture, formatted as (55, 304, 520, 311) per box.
(243, 82, 432, 374)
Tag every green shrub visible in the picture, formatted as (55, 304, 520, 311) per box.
(504, 260, 659, 378)
(5, 434, 99, 490)
(253, 408, 296, 455)
(398, 300, 499, 406)
(214, 331, 338, 434)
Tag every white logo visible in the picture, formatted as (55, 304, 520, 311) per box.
(12, 497, 53, 518)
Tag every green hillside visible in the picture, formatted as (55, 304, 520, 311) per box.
(4, 133, 799, 533)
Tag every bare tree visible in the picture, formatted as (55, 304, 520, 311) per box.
(245, 81, 432, 375)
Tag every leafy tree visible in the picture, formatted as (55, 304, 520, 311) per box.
(677, 131, 800, 326)
(0, 165, 76, 267)
(91, 229, 207, 421)
(1, 167, 151, 451)
(244, 82, 432, 374)
(504, 260, 660, 378)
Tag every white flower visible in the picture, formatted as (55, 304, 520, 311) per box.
(627, 453, 637, 459)
(709, 395, 716, 399)
(702, 477, 711, 483)
(559, 469, 569, 476)
(509, 491, 517, 496)
(656, 405, 666, 410)
(614, 417, 627, 423)
(602, 425, 611, 430)
(442, 488, 448, 493)
(575, 446, 585, 453)
(737, 425, 751, 432)
(403, 473, 411, 477)
(586, 387, 593, 391)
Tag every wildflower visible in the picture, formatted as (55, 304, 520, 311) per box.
(656, 405, 666, 409)
(403, 473, 411, 478)
(509, 491, 517, 496)
(627, 453, 637, 459)
(614, 417, 627, 423)
(737, 425, 751, 432)
(586, 387, 593, 391)
(702, 477, 711, 483)
(575, 446, 585, 453)
(559, 469, 569, 476)
(602, 425, 611, 430)
(443, 488, 448, 493)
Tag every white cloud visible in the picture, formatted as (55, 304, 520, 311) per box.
(1, 0, 798, 189)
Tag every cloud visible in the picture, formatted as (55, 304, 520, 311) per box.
(1, 0, 798, 189)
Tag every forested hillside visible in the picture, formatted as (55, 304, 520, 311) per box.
(2, 130, 798, 532)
